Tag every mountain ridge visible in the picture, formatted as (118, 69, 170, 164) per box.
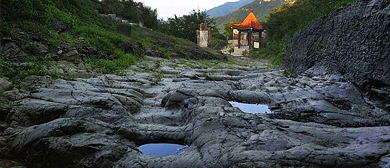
(206, 0, 255, 18)
(214, 0, 292, 30)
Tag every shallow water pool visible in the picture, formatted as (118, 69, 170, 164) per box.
(229, 101, 271, 114)
(138, 143, 188, 156)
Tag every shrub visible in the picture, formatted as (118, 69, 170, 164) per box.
(210, 38, 228, 50)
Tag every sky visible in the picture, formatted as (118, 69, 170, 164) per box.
(140, 0, 239, 19)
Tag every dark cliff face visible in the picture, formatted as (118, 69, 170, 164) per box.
(285, 0, 390, 89)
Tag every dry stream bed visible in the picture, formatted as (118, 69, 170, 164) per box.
(0, 56, 389, 168)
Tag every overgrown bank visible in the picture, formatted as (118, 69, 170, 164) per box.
(0, 0, 223, 88)
(249, 0, 356, 66)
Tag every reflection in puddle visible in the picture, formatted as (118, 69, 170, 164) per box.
(229, 101, 271, 114)
(138, 143, 188, 156)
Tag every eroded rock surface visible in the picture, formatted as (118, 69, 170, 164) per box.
(1, 56, 389, 168)
(285, 0, 390, 111)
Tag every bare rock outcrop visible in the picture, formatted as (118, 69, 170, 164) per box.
(285, 0, 390, 111)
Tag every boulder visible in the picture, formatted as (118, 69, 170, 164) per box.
(63, 49, 79, 57)
(0, 78, 12, 92)
(119, 42, 144, 55)
(1, 42, 26, 61)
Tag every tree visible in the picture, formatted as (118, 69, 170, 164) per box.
(158, 9, 216, 43)
(101, 0, 159, 29)
(223, 20, 239, 40)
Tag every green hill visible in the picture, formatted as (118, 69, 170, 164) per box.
(1, 0, 222, 81)
(206, 0, 255, 18)
(214, 0, 290, 30)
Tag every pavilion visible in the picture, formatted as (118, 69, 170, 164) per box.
(231, 9, 265, 52)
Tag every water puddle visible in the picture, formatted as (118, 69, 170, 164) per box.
(229, 101, 272, 114)
(138, 143, 188, 156)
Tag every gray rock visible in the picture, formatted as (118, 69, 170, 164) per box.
(0, 78, 12, 92)
(33, 42, 49, 54)
(8, 75, 145, 127)
(2, 56, 390, 168)
(285, 0, 390, 101)
(229, 90, 271, 104)
(63, 49, 79, 57)
(160, 66, 180, 74)
(1, 42, 26, 60)
(51, 22, 68, 33)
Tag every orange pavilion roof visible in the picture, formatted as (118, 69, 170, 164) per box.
(231, 9, 264, 31)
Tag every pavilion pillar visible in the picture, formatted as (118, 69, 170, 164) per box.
(104, 0, 108, 14)
(238, 31, 241, 48)
(259, 30, 263, 44)
(248, 31, 252, 49)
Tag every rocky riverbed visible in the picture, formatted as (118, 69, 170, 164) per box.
(0, 56, 389, 168)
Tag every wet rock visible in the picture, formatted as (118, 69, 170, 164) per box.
(10, 99, 68, 127)
(11, 118, 129, 168)
(160, 66, 180, 74)
(2, 56, 390, 168)
(229, 90, 271, 104)
(206, 75, 244, 81)
(8, 75, 145, 127)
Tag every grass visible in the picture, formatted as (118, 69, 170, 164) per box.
(153, 72, 164, 82)
(87, 51, 137, 74)
(0, 54, 55, 78)
(0, 0, 224, 84)
(184, 62, 198, 69)
(283, 69, 292, 77)
(249, 40, 286, 67)
(131, 26, 221, 60)
(1, 0, 147, 78)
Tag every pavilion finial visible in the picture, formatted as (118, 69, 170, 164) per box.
(250, 9, 254, 13)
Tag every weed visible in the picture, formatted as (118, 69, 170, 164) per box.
(283, 69, 292, 77)
(229, 47, 234, 53)
(115, 70, 128, 76)
(184, 62, 197, 69)
(154, 72, 164, 82)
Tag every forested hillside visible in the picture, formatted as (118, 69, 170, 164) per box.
(214, 0, 289, 30)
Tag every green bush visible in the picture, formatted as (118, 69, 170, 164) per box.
(249, 40, 285, 67)
(210, 38, 228, 50)
(158, 9, 216, 43)
(229, 47, 234, 53)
